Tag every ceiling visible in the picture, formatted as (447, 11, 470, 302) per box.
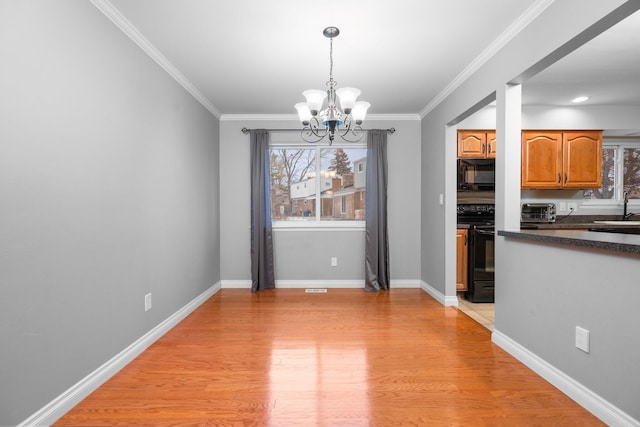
(522, 8, 640, 107)
(102, 0, 640, 117)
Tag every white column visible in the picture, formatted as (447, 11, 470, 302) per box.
(495, 84, 522, 231)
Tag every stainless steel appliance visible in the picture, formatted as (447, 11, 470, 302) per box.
(521, 203, 556, 223)
(457, 203, 495, 303)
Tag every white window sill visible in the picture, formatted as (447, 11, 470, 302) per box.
(273, 221, 365, 231)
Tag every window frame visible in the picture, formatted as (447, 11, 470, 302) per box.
(581, 137, 640, 210)
(269, 139, 367, 230)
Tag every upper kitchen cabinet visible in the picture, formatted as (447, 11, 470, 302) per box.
(521, 130, 602, 189)
(458, 130, 496, 158)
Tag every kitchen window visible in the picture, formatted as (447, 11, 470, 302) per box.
(269, 143, 367, 227)
(583, 140, 640, 203)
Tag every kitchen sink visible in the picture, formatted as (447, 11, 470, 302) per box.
(592, 220, 640, 226)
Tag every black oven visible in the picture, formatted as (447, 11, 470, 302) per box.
(467, 225, 495, 303)
(457, 203, 495, 303)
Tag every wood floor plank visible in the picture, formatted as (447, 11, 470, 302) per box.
(54, 289, 604, 426)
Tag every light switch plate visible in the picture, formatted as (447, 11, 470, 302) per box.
(575, 326, 590, 353)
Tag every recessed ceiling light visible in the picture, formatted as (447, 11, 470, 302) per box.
(571, 96, 590, 103)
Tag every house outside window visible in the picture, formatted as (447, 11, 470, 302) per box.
(269, 144, 366, 226)
(583, 140, 640, 202)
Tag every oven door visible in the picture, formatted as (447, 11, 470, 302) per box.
(468, 227, 495, 303)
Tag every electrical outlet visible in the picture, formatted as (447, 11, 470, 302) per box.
(559, 202, 567, 212)
(331, 257, 338, 267)
(575, 326, 590, 353)
(145, 293, 152, 312)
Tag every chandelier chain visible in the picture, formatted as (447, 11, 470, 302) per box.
(328, 36, 334, 85)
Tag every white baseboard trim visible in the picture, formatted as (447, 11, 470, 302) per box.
(221, 279, 422, 289)
(19, 282, 222, 427)
(277, 280, 363, 288)
(492, 329, 639, 427)
(390, 279, 422, 288)
(420, 280, 459, 306)
(221, 279, 252, 288)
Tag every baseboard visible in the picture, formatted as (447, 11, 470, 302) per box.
(19, 282, 222, 427)
(221, 279, 252, 288)
(276, 280, 364, 288)
(221, 279, 421, 289)
(390, 279, 421, 288)
(420, 280, 459, 306)
(492, 329, 639, 427)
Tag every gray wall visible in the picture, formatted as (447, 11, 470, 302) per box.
(219, 118, 421, 284)
(0, 2, 220, 424)
(421, 0, 639, 422)
(496, 238, 640, 420)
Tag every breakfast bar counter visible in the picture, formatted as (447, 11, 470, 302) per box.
(498, 229, 640, 255)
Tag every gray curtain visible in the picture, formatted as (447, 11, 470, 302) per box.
(250, 130, 276, 292)
(365, 130, 390, 292)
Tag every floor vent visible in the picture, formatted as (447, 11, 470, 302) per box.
(305, 288, 328, 293)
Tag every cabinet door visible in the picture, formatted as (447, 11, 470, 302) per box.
(563, 131, 602, 188)
(486, 131, 496, 158)
(521, 131, 563, 188)
(456, 229, 468, 291)
(458, 131, 487, 158)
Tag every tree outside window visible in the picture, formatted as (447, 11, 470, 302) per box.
(584, 143, 640, 200)
(269, 146, 366, 222)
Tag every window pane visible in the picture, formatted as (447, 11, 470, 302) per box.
(584, 147, 615, 199)
(319, 148, 367, 221)
(270, 148, 316, 220)
(623, 148, 640, 199)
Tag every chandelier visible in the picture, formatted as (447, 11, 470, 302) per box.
(294, 27, 370, 145)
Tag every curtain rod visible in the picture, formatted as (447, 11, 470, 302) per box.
(241, 127, 395, 134)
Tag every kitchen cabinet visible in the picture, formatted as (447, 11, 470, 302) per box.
(458, 130, 496, 159)
(456, 229, 468, 291)
(521, 130, 602, 189)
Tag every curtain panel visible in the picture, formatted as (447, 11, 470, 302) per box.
(249, 130, 276, 292)
(364, 130, 390, 292)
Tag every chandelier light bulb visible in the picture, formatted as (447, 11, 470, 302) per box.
(294, 102, 312, 125)
(336, 87, 361, 114)
(302, 90, 327, 116)
(351, 101, 371, 125)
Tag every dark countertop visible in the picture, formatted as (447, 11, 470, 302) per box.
(498, 229, 640, 255)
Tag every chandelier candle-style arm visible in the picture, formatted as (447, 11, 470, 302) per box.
(294, 26, 370, 144)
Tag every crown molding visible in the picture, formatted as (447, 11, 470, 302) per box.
(220, 113, 421, 122)
(419, 0, 555, 118)
(89, 0, 222, 119)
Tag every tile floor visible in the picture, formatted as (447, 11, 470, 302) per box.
(457, 298, 495, 330)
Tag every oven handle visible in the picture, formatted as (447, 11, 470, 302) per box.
(476, 229, 495, 236)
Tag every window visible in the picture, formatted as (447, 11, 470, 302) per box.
(269, 145, 366, 224)
(584, 140, 640, 202)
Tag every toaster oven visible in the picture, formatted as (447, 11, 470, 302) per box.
(521, 203, 556, 223)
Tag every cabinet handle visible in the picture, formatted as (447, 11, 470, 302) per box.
(564, 173, 568, 183)
(557, 173, 562, 184)
(488, 144, 492, 154)
(481, 144, 485, 154)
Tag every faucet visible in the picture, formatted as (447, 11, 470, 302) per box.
(622, 191, 636, 220)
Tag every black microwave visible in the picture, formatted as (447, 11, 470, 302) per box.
(458, 158, 495, 190)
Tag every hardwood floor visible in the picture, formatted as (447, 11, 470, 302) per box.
(54, 289, 603, 426)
